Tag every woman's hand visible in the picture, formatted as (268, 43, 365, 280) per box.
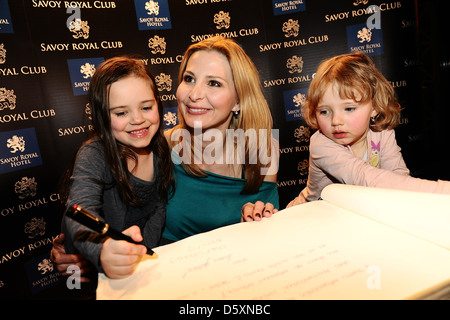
(50, 233, 93, 283)
(241, 201, 278, 222)
(99, 226, 147, 279)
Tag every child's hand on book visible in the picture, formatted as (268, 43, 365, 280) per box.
(286, 195, 307, 208)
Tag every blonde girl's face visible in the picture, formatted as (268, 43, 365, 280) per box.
(315, 84, 377, 152)
(176, 50, 240, 133)
(108, 76, 160, 151)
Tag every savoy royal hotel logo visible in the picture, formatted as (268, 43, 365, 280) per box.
(134, 0, 172, 30)
(0, 0, 13, 33)
(346, 22, 383, 56)
(272, 0, 306, 15)
(0, 128, 43, 174)
(67, 57, 104, 95)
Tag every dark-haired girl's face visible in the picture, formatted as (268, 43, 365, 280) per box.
(108, 75, 160, 151)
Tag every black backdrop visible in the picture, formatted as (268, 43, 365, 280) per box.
(0, 0, 448, 299)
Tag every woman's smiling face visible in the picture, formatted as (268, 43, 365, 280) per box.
(176, 50, 240, 133)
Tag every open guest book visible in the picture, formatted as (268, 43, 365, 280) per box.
(97, 184, 450, 300)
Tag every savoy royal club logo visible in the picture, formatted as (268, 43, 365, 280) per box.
(286, 55, 304, 74)
(15, 176, 37, 199)
(0, 43, 6, 63)
(0, 86, 16, 110)
(155, 72, 172, 92)
(134, 0, 172, 30)
(214, 11, 230, 30)
(283, 19, 300, 38)
(148, 35, 166, 54)
(68, 18, 90, 39)
(294, 125, 310, 144)
(24, 217, 46, 239)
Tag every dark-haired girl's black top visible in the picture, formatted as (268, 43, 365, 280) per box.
(62, 140, 166, 273)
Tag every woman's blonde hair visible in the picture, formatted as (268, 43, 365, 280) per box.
(169, 36, 274, 193)
(302, 52, 401, 132)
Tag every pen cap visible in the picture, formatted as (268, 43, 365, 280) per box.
(66, 204, 106, 234)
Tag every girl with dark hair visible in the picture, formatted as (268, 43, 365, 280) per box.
(62, 57, 174, 280)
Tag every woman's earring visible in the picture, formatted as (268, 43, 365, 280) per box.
(233, 110, 240, 117)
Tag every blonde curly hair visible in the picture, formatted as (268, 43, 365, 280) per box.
(303, 52, 401, 132)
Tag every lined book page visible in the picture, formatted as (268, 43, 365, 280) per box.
(98, 194, 450, 300)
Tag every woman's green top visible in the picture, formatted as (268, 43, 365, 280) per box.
(162, 162, 279, 243)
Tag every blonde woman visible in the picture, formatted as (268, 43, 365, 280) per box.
(162, 36, 279, 243)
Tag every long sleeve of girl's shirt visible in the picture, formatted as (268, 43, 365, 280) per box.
(63, 141, 166, 272)
(299, 130, 450, 202)
(62, 143, 107, 272)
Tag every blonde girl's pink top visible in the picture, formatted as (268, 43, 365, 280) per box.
(298, 129, 450, 202)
